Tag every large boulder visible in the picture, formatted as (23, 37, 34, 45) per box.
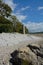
(10, 43, 43, 65)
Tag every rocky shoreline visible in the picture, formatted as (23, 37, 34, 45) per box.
(0, 33, 43, 65)
(10, 42, 43, 65)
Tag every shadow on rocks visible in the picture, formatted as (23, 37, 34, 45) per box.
(9, 50, 22, 65)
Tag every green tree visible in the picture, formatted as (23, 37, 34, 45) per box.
(10, 15, 29, 33)
(10, 16, 17, 24)
(0, 0, 12, 17)
(10, 16, 17, 31)
(16, 21, 23, 33)
(25, 26, 29, 34)
(0, 16, 13, 33)
(0, 0, 29, 33)
(0, 0, 13, 33)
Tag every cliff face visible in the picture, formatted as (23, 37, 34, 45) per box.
(10, 43, 43, 65)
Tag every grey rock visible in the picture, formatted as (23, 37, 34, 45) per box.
(10, 43, 43, 65)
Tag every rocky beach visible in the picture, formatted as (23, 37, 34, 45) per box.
(0, 33, 43, 65)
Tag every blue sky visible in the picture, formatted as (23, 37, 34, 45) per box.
(4, 0, 43, 32)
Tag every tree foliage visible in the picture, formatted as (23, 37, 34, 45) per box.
(0, 15, 29, 33)
(0, 0, 12, 17)
(10, 15, 29, 33)
(0, 16, 13, 33)
(0, 16, 12, 24)
(16, 21, 23, 33)
(0, 0, 29, 33)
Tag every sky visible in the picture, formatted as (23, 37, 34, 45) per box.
(4, 0, 43, 32)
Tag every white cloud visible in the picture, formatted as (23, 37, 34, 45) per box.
(11, 13, 27, 22)
(16, 15, 27, 22)
(16, 6, 30, 13)
(21, 6, 30, 11)
(4, 0, 27, 22)
(4, 0, 17, 11)
(24, 21, 43, 32)
(38, 6, 43, 10)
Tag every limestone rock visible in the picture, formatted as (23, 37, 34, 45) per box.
(10, 43, 43, 65)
